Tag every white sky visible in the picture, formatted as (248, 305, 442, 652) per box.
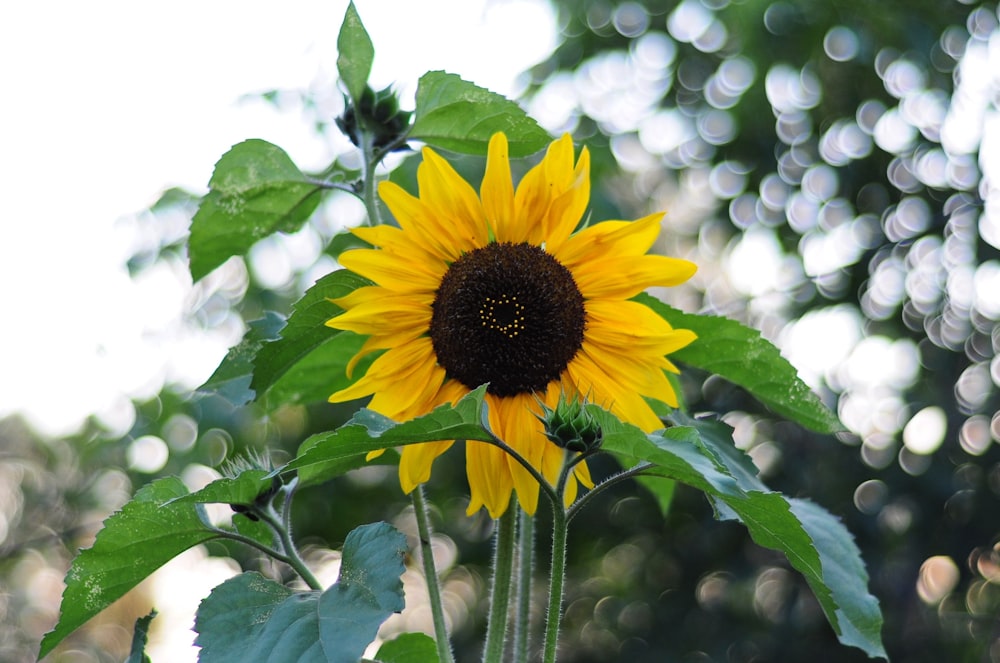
(0, 0, 556, 437)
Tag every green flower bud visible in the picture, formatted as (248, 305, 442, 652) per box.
(223, 451, 282, 520)
(535, 393, 603, 453)
(336, 84, 412, 151)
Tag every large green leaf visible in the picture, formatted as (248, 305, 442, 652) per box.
(318, 522, 408, 659)
(188, 139, 325, 281)
(39, 478, 217, 658)
(284, 385, 491, 487)
(336, 2, 374, 105)
(599, 412, 885, 659)
(409, 71, 551, 157)
(253, 269, 371, 409)
(195, 522, 407, 663)
(638, 294, 844, 433)
(198, 312, 286, 406)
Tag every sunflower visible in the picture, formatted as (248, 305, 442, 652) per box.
(328, 133, 697, 518)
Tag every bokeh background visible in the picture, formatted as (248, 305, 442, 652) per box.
(3, 1, 1000, 661)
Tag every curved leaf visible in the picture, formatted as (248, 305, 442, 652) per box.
(599, 411, 885, 659)
(195, 523, 407, 663)
(410, 71, 550, 157)
(638, 294, 844, 433)
(253, 269, 371, 409)
(39, 478, 216, 659)
(284, 385, 491, 487)
(189, 139, 324, 281)
(198, 312, 286, 406)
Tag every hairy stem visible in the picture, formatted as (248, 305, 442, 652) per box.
(482, 499, 517, 663)
(513, 506, 535, 662)
(566, 462, 653, 523)
(255, 487, 322, 591)
(411, 485, 457, 663)
(541, 501, 569, 663)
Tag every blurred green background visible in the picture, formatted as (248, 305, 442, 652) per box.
(4, 1, 999, 661)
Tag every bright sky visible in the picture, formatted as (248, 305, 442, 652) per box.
(0, 0, 556, 437)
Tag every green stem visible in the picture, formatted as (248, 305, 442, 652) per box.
(256, 489, 322, 591)
(566, 462, 653, 523)
(513, 507, 535, 662)
(359, 129, 382, 227)
(541, 502, 569, 663)
(411, 485, 456, 663)
(482, 499, 517, 663)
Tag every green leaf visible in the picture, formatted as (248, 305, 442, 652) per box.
(194, 572, 309, 663)
(195, 523, 407, 663)
(598, 412, 885, 659)
(125, 610, 157, 663)
(170, 469, 274, 507)
(409, 71, 551, 157)
(198, 312, 286, 406)
(189, 139, 324, 281)
(638, 294, 844, 433)
(284, 385, 492, 486)
(373, 633, 439, 663)
(318, 522, 408, 659)
(337, 2, 375, 105)
(788, 498, 886, 658)
(39, 478, 217, 659)
(252, 269, 371, 409)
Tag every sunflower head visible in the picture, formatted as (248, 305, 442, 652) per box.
(327, 131, 697, 518)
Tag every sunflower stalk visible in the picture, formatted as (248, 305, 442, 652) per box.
(541, 493, 570, 663)
(259, 480, 323, 591)
(513, 506, 535, 662)
(411, 484, 457, 663)
(482, 498, 517, 663)
(358, 127, 383, 226)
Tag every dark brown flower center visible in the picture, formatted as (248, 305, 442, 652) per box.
(429, 242, 586, 397)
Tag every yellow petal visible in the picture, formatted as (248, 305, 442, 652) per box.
(492, 394, 546, 515)
(542, 145, 590, 253)
(584, 299, 697, 356)
(481, 133, 514, 238)
(399, 440, 455, 493)
(338, 248, 443, 293)
(566, 350, 665, 429)
(417, 147, 489, 248)
(557, 213, 663, 268)
(573, 254, 697, 299)
(329, 338, 434, 406)
(465, 439, 514, 518)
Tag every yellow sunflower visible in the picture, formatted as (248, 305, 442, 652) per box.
(328, 133, 697, 518)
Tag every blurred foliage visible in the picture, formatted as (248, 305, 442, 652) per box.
(4, 0, 1000, 661)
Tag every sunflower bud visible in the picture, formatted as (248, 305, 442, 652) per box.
(336, 84, 412, 151)
(223, 452, 282, 521)
(535, 394, 603, 453)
